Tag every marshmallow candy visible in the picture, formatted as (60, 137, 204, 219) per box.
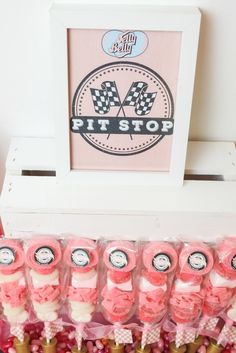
(64, 238, 99, 325)
(25, 238, 62, 321)
(0, 240, 28, 324)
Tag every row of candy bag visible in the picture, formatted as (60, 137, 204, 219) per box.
(1, 237, 236, 353)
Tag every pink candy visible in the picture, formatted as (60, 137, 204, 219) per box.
(8, 348, 16, 353)
(30, 344, 39, 352)
(95, 340, 104, 350)
(101, 241, 137, 324)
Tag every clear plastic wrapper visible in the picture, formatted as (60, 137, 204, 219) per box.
(63, 237, 99, 324)
(169, 242, 214, 348)
(205, 237, 236, 347)
(0, 239, 30, 350)
(138, 241, 178, 324)
(201, 238, 236, 322)
(101, 240, 137, 324)
(24, 237, 62, 322)
(0, 239, 28, 325)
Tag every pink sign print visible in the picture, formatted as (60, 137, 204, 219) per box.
(68, 29, 182, 171)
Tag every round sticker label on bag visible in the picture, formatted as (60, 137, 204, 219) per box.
(231, 255, 236, 270)
(152, 253, 171, 272)
(188, 252, 208, 271)
(34, 247, 55, 265)
(109, 249, 128, 269)
(71, 248, 90, 267)
(0, 247, 15, 265)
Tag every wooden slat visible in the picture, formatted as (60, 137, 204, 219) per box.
(185, 141, 236, 180)
(2, 211, 236, 241)
(1, 175, 236, 214)
(6, 137, 55, 174)
(6, 138, 236, 180)
(2, 137, 236, 239)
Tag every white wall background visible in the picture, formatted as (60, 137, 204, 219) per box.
(0, 0, 236, 189)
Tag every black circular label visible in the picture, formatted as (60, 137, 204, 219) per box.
(187, 251, 208, 271)
(34, 246, 55, 265)
(0, 247, 15, 265)
(109, 249, 128, 269)
(231, 255, 236, 270)
(71, 248, 90, 267)
(152, 252, 171, 272)
(71, 61, 174, 156)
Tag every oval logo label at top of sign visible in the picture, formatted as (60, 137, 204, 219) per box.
(102, 30, 148, 58)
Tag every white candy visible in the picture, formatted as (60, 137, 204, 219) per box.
(33, 300, 60, 321)
(6, 310, 28, 324)
(72, 269, 97, 289)
(36, 310, 58, 322)
(33, 300, 60, 312)
(71, 311, 92, 323)
(227, 307, 236, 321)
(174, 279, 200, 293)
(73, 269, 96, 281)
(69, 301, 95, 322)
(30, 269, 59, 287)
(139, 276, 167, 292)
(69, 301, 94, 312)
(0, 270, 23, 283)
(3, 303, 25, 315)
(210, 270, 236, 288)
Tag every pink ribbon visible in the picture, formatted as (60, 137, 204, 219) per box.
(63, 321, 139, 341)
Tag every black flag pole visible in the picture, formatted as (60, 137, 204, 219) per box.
(107, 82, 133, 140)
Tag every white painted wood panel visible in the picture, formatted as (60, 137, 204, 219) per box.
(1, 138, 236, 239)
(6, 138, 236, 179)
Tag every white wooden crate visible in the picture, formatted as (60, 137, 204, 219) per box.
(0, 137, 236, 241)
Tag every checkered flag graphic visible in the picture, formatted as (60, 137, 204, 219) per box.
(101, 81, 120, 107)
(123, 81, 156, 115)
(135, 92, 157, 116)
(90, 81, 120, 115)
(90, 88, 110, 115)
(114, 328, 133, 344)
(123, 82, 147, 106)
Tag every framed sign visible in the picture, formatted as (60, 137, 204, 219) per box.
(51, 3, 201, 185)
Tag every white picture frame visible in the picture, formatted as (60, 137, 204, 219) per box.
(51, 2, 201, 186)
